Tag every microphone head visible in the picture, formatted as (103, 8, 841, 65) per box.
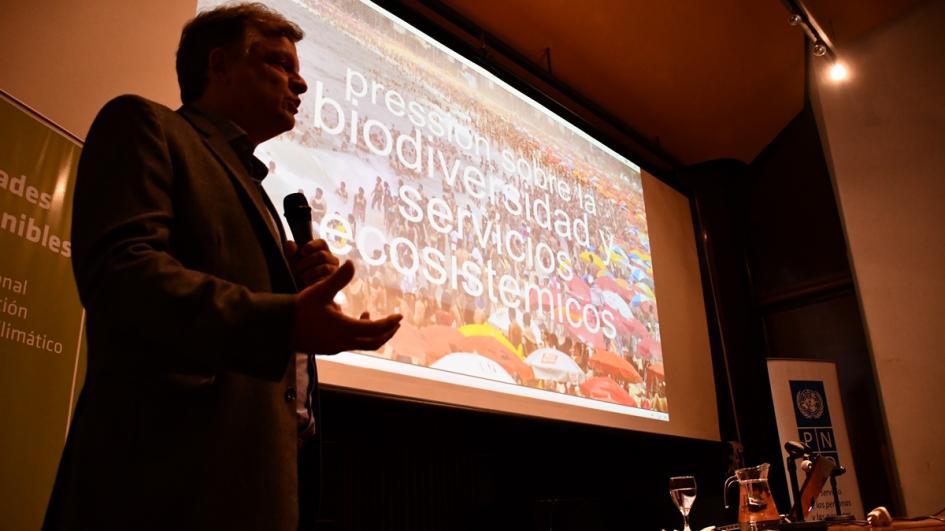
(785, 440, 811, 457)
(283, 192, 310, 213)
(283, 192, 314, 245)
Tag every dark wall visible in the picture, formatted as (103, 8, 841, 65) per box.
(674, 157, 790, 510)
(315, 389, 732, 531)
(743, 106, 897, 514)
(667, 105, 897, 518)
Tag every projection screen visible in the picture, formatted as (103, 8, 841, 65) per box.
(198, 0, 719, 441)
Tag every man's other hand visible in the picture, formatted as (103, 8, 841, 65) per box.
(291, 261, 402, 354)
(285, 239, 340, 287)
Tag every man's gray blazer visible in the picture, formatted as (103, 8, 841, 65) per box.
(42, 95, 317, 531)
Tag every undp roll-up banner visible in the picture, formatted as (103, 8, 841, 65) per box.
(0, 92, 85, 531)
(767, 359, 864, 520)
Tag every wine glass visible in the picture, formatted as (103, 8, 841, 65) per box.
(669, 475, 697, 531)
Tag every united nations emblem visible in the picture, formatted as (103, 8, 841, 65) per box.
(796, 389, 825, 420)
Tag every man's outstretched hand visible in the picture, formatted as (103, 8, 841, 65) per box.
(290, 260, 401, 354)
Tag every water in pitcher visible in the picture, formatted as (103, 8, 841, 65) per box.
(739, 479, 780, 530)
(724, 463, 781, 531)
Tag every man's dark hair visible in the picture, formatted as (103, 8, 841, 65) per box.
(176, 2, 304, 104)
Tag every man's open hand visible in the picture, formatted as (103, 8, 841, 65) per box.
(290, 261, 401, 354)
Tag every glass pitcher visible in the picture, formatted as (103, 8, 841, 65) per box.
(724, 463, 781, 530)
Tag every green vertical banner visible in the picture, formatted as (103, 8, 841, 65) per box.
(0, 92, 85, 531)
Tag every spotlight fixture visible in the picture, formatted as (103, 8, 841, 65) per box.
(779, 0, 848, 82)
(811, 41, 828, 57)
(829, 62, 848, 81)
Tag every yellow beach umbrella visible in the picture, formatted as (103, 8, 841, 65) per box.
(458, 323, 524, 360)
(629, 250, 651, 262)
(579, 251, 606, 269)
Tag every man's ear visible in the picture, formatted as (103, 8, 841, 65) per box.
(207, 47, 229, 84)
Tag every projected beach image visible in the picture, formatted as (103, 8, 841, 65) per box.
(199, 0, 667, 417)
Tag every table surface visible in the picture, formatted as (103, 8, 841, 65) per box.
(712, 518, 945, 530)
(830, 518, 945, 530)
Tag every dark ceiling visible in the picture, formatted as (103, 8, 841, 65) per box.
(398, 0, 921, 168)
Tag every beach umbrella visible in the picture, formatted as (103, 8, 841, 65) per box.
(613, 316, 637, 338)
(579, 376, 638, 407)
(458, 323, 522, 359)
(589, 349, 642, 383)
(453, 336, 534, 383)
(630, 255, 650, 270)
(388, 323, 428, 364)
(635, 282, 656, 300)
(613, 278, 636, 299)
(609, 245, 630, 265)
(637, 276, 655, 290)
(564, 316, 606, 349)
(420, 324, 466, 364)
(579, 251, 606, 269)
(636, 335, 662, 361)
(557, 256, 573, 278)
(598, 290, 633, 319)
(487, 307, 521, 335)
(630, 293, 651, 307)
(640, 236, 651, 253)
(630, 267, 649, 283)
(621, 317, 650, 339)
(431, 352, 517, 384)
(593, 275, 623, 294)
(629, 249, 651, 262)
(566, 276, 592, 302)
(647, 362, 664, 379)
(645, 362, 665, 391)
(608, 250, 628, 265)
(525, 348, 586, 383)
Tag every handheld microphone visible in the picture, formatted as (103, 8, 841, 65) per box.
(784, 440, 812, 458)
(826, 461, 851, 520)
(784, 440, 815, 522)
(283, 192, 314, 248)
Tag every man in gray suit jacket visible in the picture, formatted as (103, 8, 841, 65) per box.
(42, 4, 401, 531)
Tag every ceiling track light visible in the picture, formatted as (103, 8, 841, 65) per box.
(829, 62, 848, 81)
(811, 41, 828, 58)
(778, 0, 847, 80)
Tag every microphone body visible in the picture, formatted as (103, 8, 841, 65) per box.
(785, 440, 811, 457)
(283, 192, 314, 247)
